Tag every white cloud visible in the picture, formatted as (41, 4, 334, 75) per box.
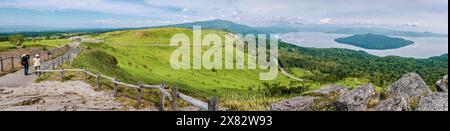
(0, 0, 447, 33)
(403, 22, 421, 27)
(319, 18, 331, 24)
(0, 0, 171, 17)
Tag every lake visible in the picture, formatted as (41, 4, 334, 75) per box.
(279, 32, 449, 59)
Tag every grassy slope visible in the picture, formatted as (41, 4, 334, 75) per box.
(73, 28, 300, 110)
(89, 28, 292, 95)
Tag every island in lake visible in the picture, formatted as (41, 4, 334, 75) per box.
(335, 34, 414, 50)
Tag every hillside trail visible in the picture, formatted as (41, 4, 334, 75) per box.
(0, 45, 79, 88)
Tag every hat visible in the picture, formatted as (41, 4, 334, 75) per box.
(35, 54, 40, 57)
(22, 54, 26, 57)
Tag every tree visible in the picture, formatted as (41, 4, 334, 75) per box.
(8, 34, 25, 46)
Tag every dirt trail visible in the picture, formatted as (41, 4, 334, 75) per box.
(0, 81, 155, 111)
(0, 46, 76, 88)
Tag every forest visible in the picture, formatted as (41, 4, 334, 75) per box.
(279, 41, 448, 88)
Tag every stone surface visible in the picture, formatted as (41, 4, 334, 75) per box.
(375, 93, 410, 111)
(309, 85, 348, 97)
(436, 75, 448, 92)
(270, 96, 320, 111)
(333, 84, 375, 111)
(388, 73, 431, 99)
(0, 81, 149, 111)
(416, 92, 448, 111)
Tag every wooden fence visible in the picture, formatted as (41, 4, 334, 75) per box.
(36, 47, 220, 111)
(0, 45, 70, 73)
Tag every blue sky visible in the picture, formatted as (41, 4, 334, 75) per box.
(0, 0, 448, 33)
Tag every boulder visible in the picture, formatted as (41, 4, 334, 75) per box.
(388, 73, 431, 99)
(436, 75, 448, 92)
(270, 96, 320, 111)
(333, 84, 375, 111)
(375, 93, 410, 111)
(416, 92, 448, 111)
(308, 85, 348, 97)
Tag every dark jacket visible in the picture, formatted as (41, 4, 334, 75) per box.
(21, 55, 30, 66)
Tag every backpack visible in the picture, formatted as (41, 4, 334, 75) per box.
(21, 56, 28, 66)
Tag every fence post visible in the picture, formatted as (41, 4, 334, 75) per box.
(136, 81, 142, 108)
(83, 67, 87, 82)
(0, 57, 3, 72)
(96, 72, 100, 89)
(171, 86, 178, 111)
(11, 57, 14, 70)
(60, 69, 64, 81)
(38, 69, 41, 77)
(68, 54, 71, 65)
(113, 77, 118, 97)
(208, 97, 219, 111)
(159, 82, 166, 111)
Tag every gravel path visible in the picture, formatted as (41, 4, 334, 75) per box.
(0, 45, 76, 88)
(0, 81, 154, 111)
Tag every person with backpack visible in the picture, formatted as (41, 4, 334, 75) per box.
(21, 54, 30, 75)
(33, 54, 41, 75)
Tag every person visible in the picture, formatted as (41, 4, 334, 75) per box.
(33, 54, 41, 75)
(20, 54, 30, 75)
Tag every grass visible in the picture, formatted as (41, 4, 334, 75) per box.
(71, 28, 300, 110)
(0, 39, 69, 52)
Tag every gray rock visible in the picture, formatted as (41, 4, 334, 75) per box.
(388, 73, 431, 99)
(375, 93, 410, 111)
(308, 85, 348, 97)
(416, 92, 448, 111)
(0, 88, 13, 95)
(333, 84, 375, 111)
(436, 75, 448, 92)
(270, 96, 320, 111)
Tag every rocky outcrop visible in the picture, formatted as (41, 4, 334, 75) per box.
(332, 84, 376, 111)
(388, 73, 431, 99)
(270, 96, 320, 111)
(416, 92, 448, 111)
(271, 73, 448, 111)
(270, 85, 347, 111)
(436, 75, 448, 92)
(375, 93, 410, 111)
(307, 85, 348, 97)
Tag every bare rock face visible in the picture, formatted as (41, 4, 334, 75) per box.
(436, 75, 448, 92)
(0, 88, 13, 95)
(0, 81, 141, 111)
(270, 85, 348, 111)
(416, 92, 448, 111)
(308, 85, 348, 97)
(270, 96, 320, 111)
(375, 93, 410, 111)
(270, 73, 448, 111)
(333, 84, 375, 111)
(388, 73, 431, 99)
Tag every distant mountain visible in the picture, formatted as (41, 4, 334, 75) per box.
(335, 34, 415, 50)
(327, 27, 447, 37)
(159, 19, 298, 34)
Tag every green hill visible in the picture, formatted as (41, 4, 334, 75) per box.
(75, 27, 300, 110)
(335, 34, 414, 50)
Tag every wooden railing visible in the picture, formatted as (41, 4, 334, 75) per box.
(36, 47, 221, 111)
(0, 45, 70, 73)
